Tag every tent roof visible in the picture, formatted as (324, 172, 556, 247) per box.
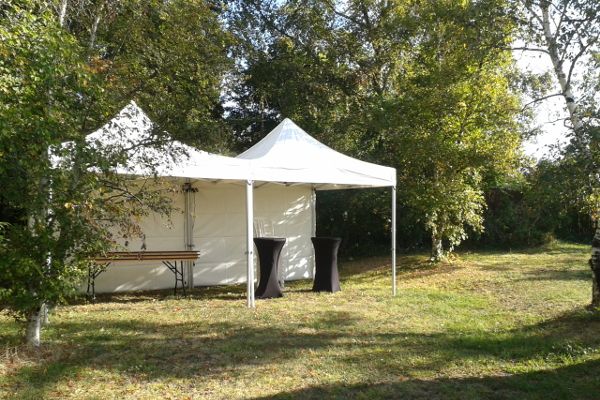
(79, 101, 250, 182)
(237, 119, 396, 190)
(69, 102, 395, 189)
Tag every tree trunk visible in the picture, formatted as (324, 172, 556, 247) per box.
(41, 303, 50, 325)
(591, 224, 600, 309)
(26, 306, 43, 347)
(431, 233, 444, 262)
(540, 3, 581, 130)
(540, 3, 598, 308)
(89, 2, 104, 50)
(58, 0, 68, 28)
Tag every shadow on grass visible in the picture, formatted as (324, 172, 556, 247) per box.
(249, 359, 600, 400)
(5, 308, 600, 399)
(81, 255, 419, 305)
(79, 284, 250, 305)
(457, 242, 589, 257)
(517, 268, 592, 282)
(338, 255, 466, 287)
(79, 241, 589, 306)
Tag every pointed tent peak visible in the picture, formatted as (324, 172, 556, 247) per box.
(106, 100, 148, 125)
(270, 118, 323, 143)
(85, 100, 154, 146)
(236, 117, 397, 188)
(237, 117, 334, 160)
(86, 100, 217, 158)
(121, 99, 147, 114)
(120, 100, 151, 123)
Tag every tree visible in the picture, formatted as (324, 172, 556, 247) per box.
(391, 0, 522, 260)
(54, 0, 234, 151)
(516, 0, 600, 307)
(227, 0, 523, 260)
(0, 1, 175, 346)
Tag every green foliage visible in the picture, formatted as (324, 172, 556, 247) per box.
(57, 0, 234, 151)
(0, 0, 90, 319)
(316, 189, 393, 256)
(99, 0, 233, 150)
(0, 1, 174, 325)
(229, 0, 523, 259)
(470, 163, 594, 249)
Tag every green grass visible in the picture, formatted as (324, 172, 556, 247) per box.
(1, 241, 599, 399)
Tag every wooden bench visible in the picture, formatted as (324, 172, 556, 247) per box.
(88, 251, 201, 299)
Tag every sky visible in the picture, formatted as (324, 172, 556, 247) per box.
(515, 48, 572, 160)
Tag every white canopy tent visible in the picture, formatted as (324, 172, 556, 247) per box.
(73, 102, 397, 306)
(239, 119, 396, 189)
(237, 118, 397, 307)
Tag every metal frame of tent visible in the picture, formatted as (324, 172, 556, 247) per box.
(73, 103, 397, 305)
(242, 180, 396, 308)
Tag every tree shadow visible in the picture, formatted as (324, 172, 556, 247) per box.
(517, 269, 592, 282)
(77, 284, 249, 305)
(4, 310, 361, 398)
(457, 243, 589, 257)
(249, 358, 600, 399)
(338, 255, 465, 287)
(5, 308, 600, 399)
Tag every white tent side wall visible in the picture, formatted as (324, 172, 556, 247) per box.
(91, 189, 187, 293)
(192, 182, 313, 286)
(92, 181, 313, 293)
(255, 184, 314, 281)
(191, 182, 246, 285)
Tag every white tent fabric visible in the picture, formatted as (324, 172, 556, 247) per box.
(237, 119, 398, 304)
(75, 102, 397, 305)
(79, 103, 396, 188)
(238, 118, 396, 189)
(79, 101, 251, 181)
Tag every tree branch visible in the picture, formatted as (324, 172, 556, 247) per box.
(566, 35, 598, 89)
(520, 92, 565, 111)
(510, 46, 550, 54)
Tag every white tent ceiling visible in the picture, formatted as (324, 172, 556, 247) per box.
(238, 118, 396, 190)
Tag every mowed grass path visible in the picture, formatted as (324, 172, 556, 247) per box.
(1, 242, 599, 399)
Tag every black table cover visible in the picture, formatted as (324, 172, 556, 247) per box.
(311, 237, 342, 293)
(254, 237, 286, 298)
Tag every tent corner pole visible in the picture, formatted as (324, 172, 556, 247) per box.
(392, 185, 397, 296)
(184, 179, 194, 290)
(311, 186, 317, 279)
(245, 180, 255, 308)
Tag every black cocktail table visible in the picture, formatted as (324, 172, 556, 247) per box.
(254, 237, 286, 298)
(311, 237, 342, 292)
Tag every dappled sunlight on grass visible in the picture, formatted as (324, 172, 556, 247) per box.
(1, 242, 598, 399)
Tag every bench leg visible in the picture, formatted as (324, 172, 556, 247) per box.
(87, 262, 110, 301)
(163, 261, 186, 296)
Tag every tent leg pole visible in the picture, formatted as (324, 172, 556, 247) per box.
(184, 179, 195, 290)
(311, 187, 317, 279)
(392, 185, 397, 296)
(246, 180, 255, 308)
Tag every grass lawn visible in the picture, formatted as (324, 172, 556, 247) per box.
(1, 242, 599, 399)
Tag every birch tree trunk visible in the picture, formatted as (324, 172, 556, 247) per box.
(539, 3, 600, 307)
(89, 2, 104, 50)
(58, 0, 68, 28)
(26, 306, 44, 347)
(591, 225, 600, 308)
(41, 303, 50, 325)
(431, 232, 444, 262)
(540, 3, 582, 131)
